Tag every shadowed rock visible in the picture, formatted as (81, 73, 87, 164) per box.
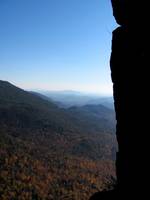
(90, 0, 149, 199)
(111, 0, 149, 28)
(89, 190, 118, 200)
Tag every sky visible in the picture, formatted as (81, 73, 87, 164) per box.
(0, 0, 117, 95)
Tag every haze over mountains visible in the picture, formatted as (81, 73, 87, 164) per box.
(0, 80, 116, 200)
(32, 90, 114, 109)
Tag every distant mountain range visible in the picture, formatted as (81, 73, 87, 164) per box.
(33, 90, 114, 109)
(0, 80, 116, 200)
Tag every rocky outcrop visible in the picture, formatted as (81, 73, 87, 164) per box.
(90, 1, 149, 198)
(111, 0, 149, 194)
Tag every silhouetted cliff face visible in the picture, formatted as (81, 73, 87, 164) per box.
(90, 2, 149, 199)
(111, 0, 148, 27)
(111, 0, 149, 193)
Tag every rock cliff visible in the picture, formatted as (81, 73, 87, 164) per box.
(90, 1, 149, 198)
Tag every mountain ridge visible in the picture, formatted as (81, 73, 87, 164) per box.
(0, 80, 116, 200)
(34, 89, 114, 109)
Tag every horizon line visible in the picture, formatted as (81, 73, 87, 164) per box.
(0, 79, 113, 96)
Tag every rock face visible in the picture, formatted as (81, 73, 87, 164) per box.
(111, 0, 149, 193)
(90, 2, 149, 199)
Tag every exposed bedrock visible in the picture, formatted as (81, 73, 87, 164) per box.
(111, 0, 149, 193)
(90, 1, 149, 199)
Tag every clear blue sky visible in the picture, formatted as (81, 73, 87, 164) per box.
(0, 0, 116, 95)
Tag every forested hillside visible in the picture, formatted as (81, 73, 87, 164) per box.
(0, 80, 116, 200)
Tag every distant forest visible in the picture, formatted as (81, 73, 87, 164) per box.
(0, 80, 116, 200)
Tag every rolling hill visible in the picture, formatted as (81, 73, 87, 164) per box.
(35, 90, 114, 109)
(0, 80, 117, 200)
